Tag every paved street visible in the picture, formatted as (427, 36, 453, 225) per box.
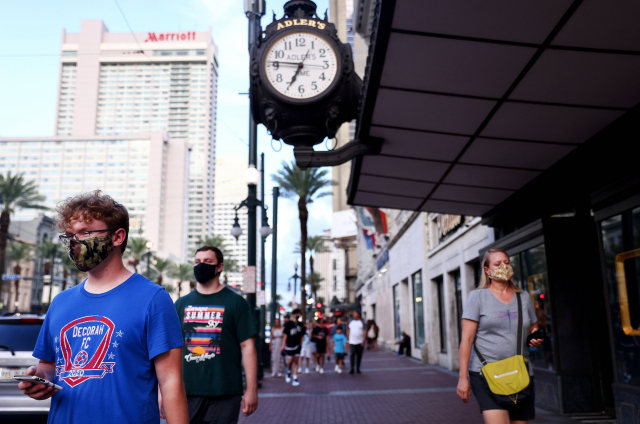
(240, 349, 569, 424)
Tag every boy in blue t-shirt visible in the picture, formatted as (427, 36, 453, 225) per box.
(331, 326, 348, 373)
(18, 191, 187, 424)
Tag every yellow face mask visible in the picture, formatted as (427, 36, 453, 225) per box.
(490, 263, 514, 282)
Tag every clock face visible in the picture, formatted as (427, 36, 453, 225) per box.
(264, 31, 338, 100)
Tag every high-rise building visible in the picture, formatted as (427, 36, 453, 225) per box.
(0, 133, 191, 262)
(56, 20, 218, 251)
(212, 156, 249, 288)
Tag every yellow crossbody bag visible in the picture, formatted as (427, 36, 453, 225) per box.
(474, 292, 531, 405)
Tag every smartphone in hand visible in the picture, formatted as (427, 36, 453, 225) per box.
(527, 328, 545, 346)
(13, 375, 63, 391)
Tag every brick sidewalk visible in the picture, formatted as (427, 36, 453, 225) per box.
(239, 349, 562, 424)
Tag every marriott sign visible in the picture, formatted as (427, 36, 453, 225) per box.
(144, 32, 196, 42)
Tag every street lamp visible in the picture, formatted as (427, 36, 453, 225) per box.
(231, 213, 243, 240)
(288, 262, 301, 297)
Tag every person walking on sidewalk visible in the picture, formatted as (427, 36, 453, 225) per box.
(331, 325, 348, 373)
(367, 320, 379, 351)
(281, 309, 305, 386)
(347, 311, 366, 374)
(312, 318, 329, 373)
(270, 318, 284, 377)
(300, 324, 313, 374)
(457, 248, 544, 424)
(18, 191, 188, 424)
(174, 245, 258, 423)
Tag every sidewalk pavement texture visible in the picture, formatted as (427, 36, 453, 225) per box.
(235, 349, 581, 424)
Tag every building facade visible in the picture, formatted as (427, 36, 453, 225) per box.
(212, 156, 249, 288)
(347, 1, 640, 419)
(56, 20, 218, 252)
(0, 133, 190, 262)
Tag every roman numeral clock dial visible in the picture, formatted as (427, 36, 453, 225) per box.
(264, 32, 338, 100)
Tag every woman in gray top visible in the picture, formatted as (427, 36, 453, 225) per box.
(457, 248, 544, 424)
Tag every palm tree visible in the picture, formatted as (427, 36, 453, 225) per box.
(296, 235, 330, 303)
(6, 241, 33, 311)
(222, 257, 240, 286)
(37, 238, 64, 306)
(125, 237, 150, 272)
(0, 172, 47, 302)
(153, 257, 173, 285)
(171, 263, 194, 298)
(272, 161, 333, 321)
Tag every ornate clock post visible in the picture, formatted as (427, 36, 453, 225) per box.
(250, 0, 380, 169)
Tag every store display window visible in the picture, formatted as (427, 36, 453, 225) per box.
(601, 207, 640, 386)
(510, 245, 554, 371)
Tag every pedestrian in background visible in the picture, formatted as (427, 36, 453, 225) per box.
(309, 320, 318, 370)
(281, 309, 305, 386)
(367, 320, 379, 351)
(332, 326, 348, 373)
(347, 311, 366, 374)
(312, 318, 328, 373)
(300, 324, 313, 374)
(270, 318, 284, 377)
(457, 248, 543, 424)
(174, 246, 258, 423)
(395, 331, 411, 357)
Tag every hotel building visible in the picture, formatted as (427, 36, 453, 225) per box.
(212, 156, 249, 288)
(0, 133, 191, 262)
(55, 20, 218, 251)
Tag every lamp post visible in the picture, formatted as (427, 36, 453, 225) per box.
(145, 241, 153, 279)
(288, 262, 301, 300)
(270, 187, 279, 328)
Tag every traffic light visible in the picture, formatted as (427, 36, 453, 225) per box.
(316, 302, 322, 309)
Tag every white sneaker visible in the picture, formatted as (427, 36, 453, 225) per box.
(305, 367, 309, 374)
(285, 374, 291, 383)
(319, 368, 324, 374)
(277, 373, 282, 377)
(337, 368, 342, 374)
(292, 378, 300, 387)
(334, 365, 339, 372)
(315, 365, 319, 372)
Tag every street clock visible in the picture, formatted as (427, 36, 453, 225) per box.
(250, 0, 366, 164)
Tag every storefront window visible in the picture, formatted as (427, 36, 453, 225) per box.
(509, 245, 553, 371)
(453, 270, 462, 343)
(436, 277, 447, 353)
(412, 270, 425, 348)
(601, 207, 640, 386)
(393, 284, 401, 341)
(521, 244, 553, 371)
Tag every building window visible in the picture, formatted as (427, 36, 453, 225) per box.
(393, 284, 401, 340)
(412, 270, 425, 348)
(601, 207, 640, 386)
(436, 277, 447, 353)
(510, 244, 553, 371)
(453, 269, 462, 344)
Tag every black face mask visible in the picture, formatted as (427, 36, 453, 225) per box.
(194, 263, 221, 284)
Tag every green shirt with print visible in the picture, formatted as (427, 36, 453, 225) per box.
(175, 287, 256, 397)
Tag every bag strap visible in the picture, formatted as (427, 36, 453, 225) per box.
(516, 292, 524, 356)
(473, 342, 488, 366)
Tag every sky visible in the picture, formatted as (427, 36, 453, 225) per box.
(0, 0, 333, 304)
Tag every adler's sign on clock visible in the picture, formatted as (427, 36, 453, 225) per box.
(144, 32, 196, 42)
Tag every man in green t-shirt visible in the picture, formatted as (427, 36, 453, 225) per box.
(171, 246, 258, 424)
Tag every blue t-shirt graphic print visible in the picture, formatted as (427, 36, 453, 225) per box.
(33, 274, 183, 424)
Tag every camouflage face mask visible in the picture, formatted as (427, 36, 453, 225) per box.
(67, 234, 115, 272)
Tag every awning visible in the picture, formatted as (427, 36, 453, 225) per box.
(348, 1, 640, 216)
